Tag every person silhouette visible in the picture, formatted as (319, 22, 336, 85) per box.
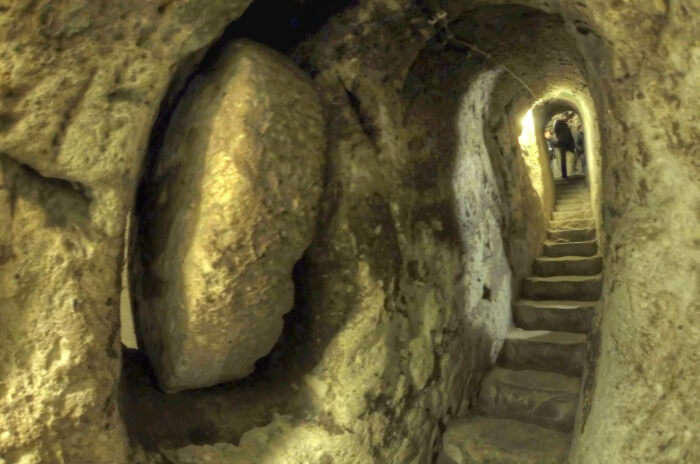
(553, 119, 576, 179)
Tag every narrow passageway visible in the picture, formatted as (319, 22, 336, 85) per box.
(440, 175, 602, 463)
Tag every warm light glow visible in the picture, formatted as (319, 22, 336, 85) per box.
(518, 109, 535, 145)
(517, 107, 545, 203)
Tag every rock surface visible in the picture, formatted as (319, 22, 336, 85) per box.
(566, 1, 700, 462)
(132, 39, 326, 391)
(0, 1, 252, 462)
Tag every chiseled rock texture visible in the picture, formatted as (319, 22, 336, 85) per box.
(0, 1, 252, 462)
(565, 1, 700, 463)
(163, 415, 373, 464)
(132, 39, 326, 392)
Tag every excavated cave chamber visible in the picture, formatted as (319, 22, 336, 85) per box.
(0, 1, 695, 463)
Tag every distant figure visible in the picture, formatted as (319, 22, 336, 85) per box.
(553, 119, 576, 179)
(544, 130, 555, 159)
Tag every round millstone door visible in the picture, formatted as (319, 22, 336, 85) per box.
(132, 39, 326, 392)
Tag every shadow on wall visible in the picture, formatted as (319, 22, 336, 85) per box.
(207, 0, 359, 54)
(452, 68, 513, 363)
(402, 43, 553, 408)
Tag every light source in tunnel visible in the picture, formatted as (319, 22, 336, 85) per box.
(518, 109, 535, 146)
(121, 214, 138, 349)
(120, 264, 138, 349)
(517, 108, 545, 205)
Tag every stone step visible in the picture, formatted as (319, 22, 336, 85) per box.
(549, 218, 595, 230)
(556, 192, 589, 199)
(554, 199, 591, 209)
(438, 416, 571, 464)
(557, 183, 586, 188)
(498, 329, 586, 376)
(556, 188, 588, 194)
(556, 191, 588, 198)
(523, 275, 602, 300)
(556, 204, 589, 212)
(547, 227, 596, 242)
(552, 201, 593, 214)
(555, 199, 590, 207)
(534, 255, 602, 276)
(543, 240, 598, 257)
(514, 299, 595, 333)
(555, 203, 591, 212)
(556, 194, 589, 202)
(477, 368, 579, 432)
(556, 188, 587, 196)
(556, 176, 586, 183)
(552, 210, 593, 221)
(556, 178, 586, 185)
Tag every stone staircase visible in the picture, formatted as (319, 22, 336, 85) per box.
(440, 177, 600, 464)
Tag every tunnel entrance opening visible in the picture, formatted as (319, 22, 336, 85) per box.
(544, 110, 586, 181)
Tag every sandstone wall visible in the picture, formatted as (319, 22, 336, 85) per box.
(0, 1, 253, 462)
(566, 1, 700, 462)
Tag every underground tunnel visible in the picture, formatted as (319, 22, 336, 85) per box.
(0, 1, 697, 464)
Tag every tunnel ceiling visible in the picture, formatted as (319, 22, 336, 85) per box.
(540, 98, 580, 122)
(445, 5, 587, 96)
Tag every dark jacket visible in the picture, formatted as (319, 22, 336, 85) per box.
(554, 120, 575, 151)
